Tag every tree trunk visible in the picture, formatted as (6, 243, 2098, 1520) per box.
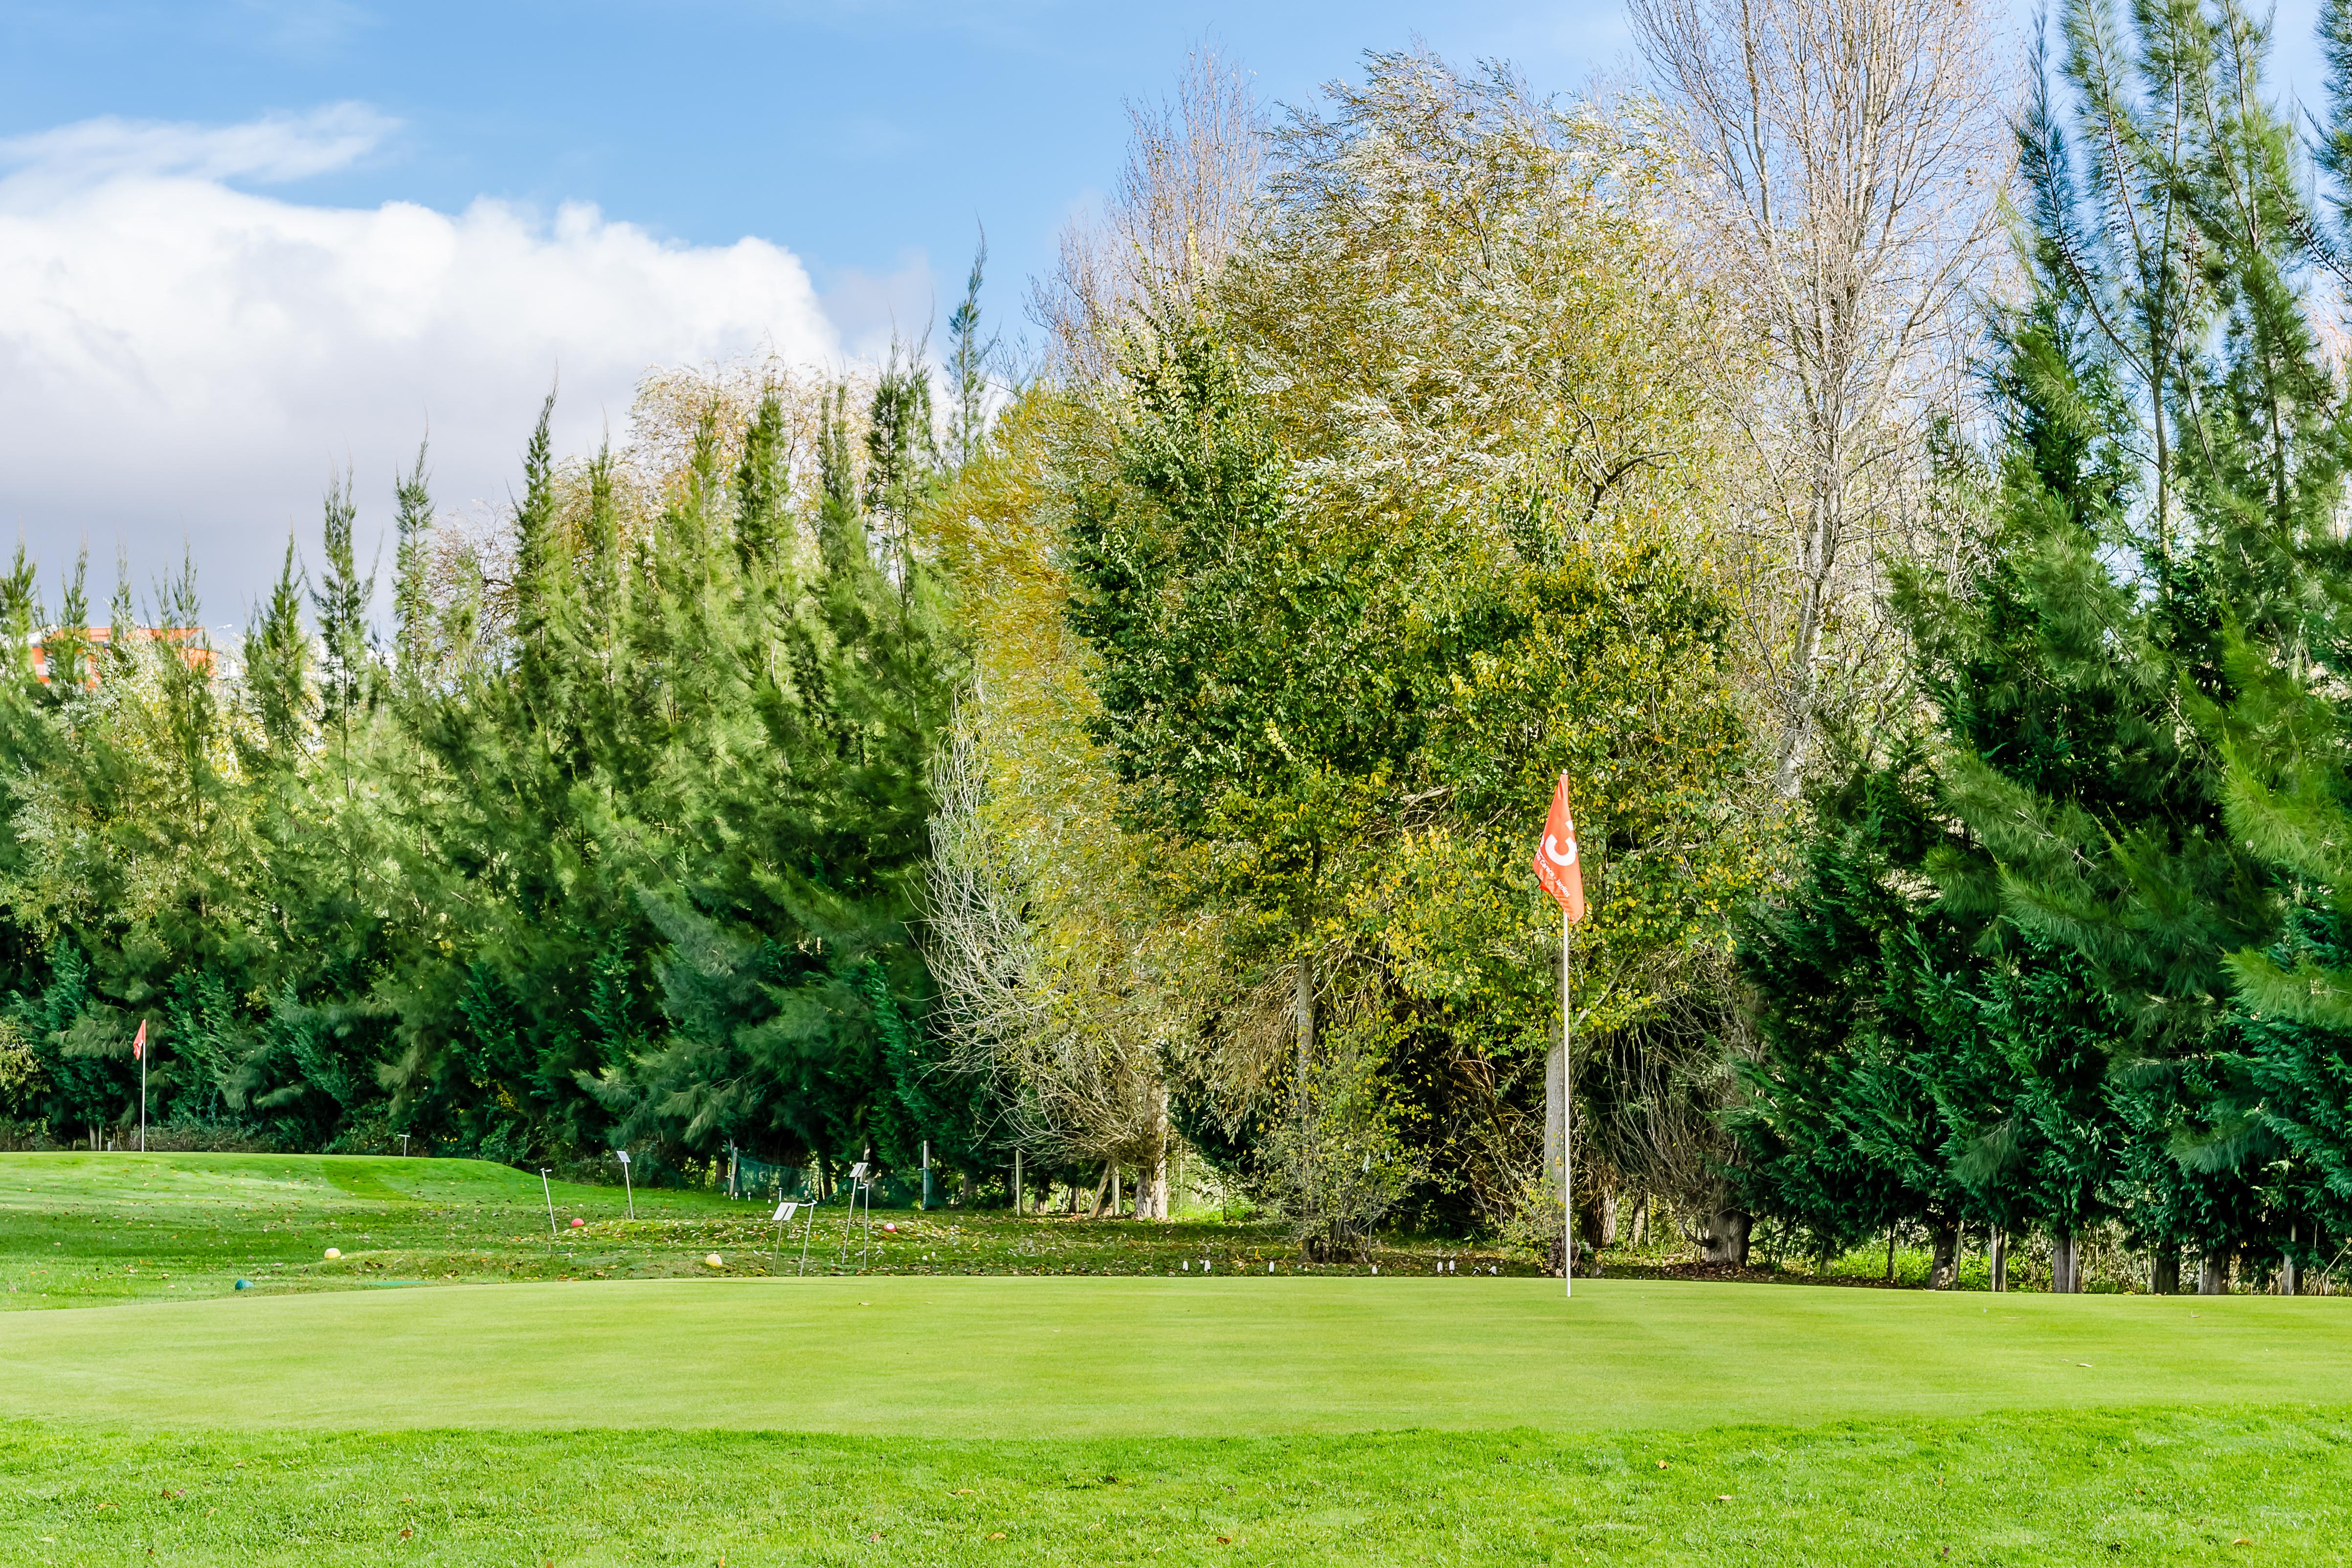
(1929, 1219, 1960, 1290)
(1544, 1040, 1567, 1276)
(2199, 1251, 2228, 1295)
(1296, 959, 1314, 1094)
(1631, 1193, 1649, 1248)
(1542, 1043, 1565, 1188)
(1012, 1149, 1023, 1214)
(2152, 1248, 2179, 1296)
(1574, 1188, 1617, 1253)
(1142, 1085, 1170, 1221)
(1989, 1229, 2007, 1293)
(1086, 1165, 1111, 1218)
(2051, 1229, 2080, 1294)
(1110, 1166, 1121, 1217)
(1701, 1208, 1750, 1266)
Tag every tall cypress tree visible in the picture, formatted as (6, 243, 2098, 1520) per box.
(946, 234, 997, 471)
(734, 390, 788, 572)
(392, 441, 434, 682)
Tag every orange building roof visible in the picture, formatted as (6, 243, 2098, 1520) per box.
(28, 626, 217, 686)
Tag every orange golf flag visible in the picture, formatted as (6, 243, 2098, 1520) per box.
(1533, 775, 1586, 923)
(132, 1019, 146, 1060)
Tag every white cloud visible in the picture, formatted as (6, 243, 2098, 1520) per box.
(0, 106, 841, 621)
(0, 102, 398, 189)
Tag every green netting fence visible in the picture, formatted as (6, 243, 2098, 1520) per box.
(725, 1150, 930, 1209)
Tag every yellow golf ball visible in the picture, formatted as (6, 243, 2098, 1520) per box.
(323, 1248, 341, 1260)
(704, 1253, 724, 1269)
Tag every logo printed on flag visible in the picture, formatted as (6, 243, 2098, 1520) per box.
(132, 1019, 146, 1061)
(1533, 775, 1586, 923)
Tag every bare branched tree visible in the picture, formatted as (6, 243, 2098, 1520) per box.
(1031, 46, 1266, 383)
(1633, 0, 2009, 794)
(923, 713, 1175, 1211)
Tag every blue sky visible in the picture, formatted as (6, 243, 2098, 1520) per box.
(0, 0, 2329, 618)
(7, 1, 1633, 333)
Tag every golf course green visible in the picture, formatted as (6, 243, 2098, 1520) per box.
(3, 1273, 2346, 1435)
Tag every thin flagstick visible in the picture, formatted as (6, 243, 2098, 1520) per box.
(1564, 908, 1573, 1300)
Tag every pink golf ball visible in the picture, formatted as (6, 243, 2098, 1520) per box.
(884, 1222, 898, 1232)
(570, 1217, 584, 1227)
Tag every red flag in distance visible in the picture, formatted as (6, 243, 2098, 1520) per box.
(132, 1019, 145, 1061)
(1533, 775, 1586, 923)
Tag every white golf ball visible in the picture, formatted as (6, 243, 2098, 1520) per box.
(323, 1248, 341, 1260)
(704, 1253, 724, 1269)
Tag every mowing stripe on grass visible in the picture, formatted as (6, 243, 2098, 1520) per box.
(1, 1275, 2343, 1437)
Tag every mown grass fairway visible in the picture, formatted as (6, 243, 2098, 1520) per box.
(10, 1154, 2352, 1564)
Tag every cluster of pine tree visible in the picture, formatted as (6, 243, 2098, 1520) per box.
(0, 330, 1005, 1187)
(1734, 0, 2352, 1290)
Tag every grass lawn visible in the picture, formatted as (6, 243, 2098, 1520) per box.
(0, 1152, 1523, 1313)
(7, 1408, 2350, 1566)
(10, 1153, 2352, 1563)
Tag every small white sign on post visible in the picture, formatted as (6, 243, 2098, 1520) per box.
(773, 1200, 811, 1276)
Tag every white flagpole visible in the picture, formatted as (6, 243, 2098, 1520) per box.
(139, 1038, 147, 1154)
(1563, 907, 1572, 1299)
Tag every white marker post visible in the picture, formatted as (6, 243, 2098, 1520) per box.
(840, 1161, 870, 1269)
(539, 1167, 558, 1237)
(772, 1199, 798, 1274)
(616, 1149, 635, 1220)
(1563, 911, 1574, 1299)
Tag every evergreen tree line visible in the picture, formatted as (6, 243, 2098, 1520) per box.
(1734, 0, 2352, 1290)
(0, 336, 1004, 1189)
